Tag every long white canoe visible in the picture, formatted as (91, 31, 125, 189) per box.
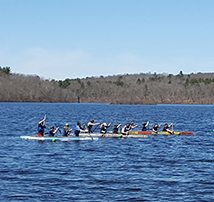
(20, 135, 98, 141)
(20, 133, 148, 141)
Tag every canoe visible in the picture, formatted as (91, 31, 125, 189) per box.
(78, 133, 148, 138)
(20, 135, 98, 141)
(20, 131, 193, 141)
(128, 131, 193, 135)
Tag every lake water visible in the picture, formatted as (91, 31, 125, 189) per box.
(0, 103, 214, 201)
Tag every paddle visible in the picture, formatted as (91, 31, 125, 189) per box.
(87, 129, 94, 140)
(54, 124, 62, 134)
(127, 122, 137, 136)
(92, 123, 100, 133)
(89, 123, 101, 140)
(88, 132, 94, 140)
(38, 114, 46, 125)
(84, 122, 94, 140)
(171, 123, 174, 134)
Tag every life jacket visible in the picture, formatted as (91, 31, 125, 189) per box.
(100, 125, 107, 134)
(63, 129, 70, 136)
(163, 124, 169, 131)
(49, 130, 55, 137)
(153, 125, 159, 131)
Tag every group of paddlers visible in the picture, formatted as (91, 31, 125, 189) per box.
(37, 115, 174, 137)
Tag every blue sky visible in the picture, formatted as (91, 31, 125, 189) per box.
(0, 0, 213, 80)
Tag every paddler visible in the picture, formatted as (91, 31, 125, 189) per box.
(48, 126, 59, 137)
(142, 121, 149, 131)
(37, 115, 46, 136)
(63, 123, 72, 136)
(100, 122, 111, 134)
(121, 122, 137, 135)
(152, 123, 160, 133)
(74, 121, 85, 136)
(130, 122, 137, 130)
(112, 124, 121, 134)
(87, 120, 100, 133)
(162, 123, 174, 134)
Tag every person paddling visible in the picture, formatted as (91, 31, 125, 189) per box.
(130, 122, 137, 131)
(112, 124, 121, 134)
(87, 120, 100, 133)
(162, 123, 174, 134)
(100, 122, 111, 134)
(37, 115, 46, 136)
(142, 121, 149, 131)
(63, 123, 72, 136)
(74, 121, 85, 136)
(48, 126, 59, 137)
(152, 123, 160, 133)
(121, 122, 137, 135)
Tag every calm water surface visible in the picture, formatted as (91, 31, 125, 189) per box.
(0, 103, 214, 202)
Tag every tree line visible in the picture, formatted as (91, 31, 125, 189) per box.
(0, 66, 214, 104)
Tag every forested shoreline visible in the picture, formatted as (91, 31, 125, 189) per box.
(0, 66, 214, 104)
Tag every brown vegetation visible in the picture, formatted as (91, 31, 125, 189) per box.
(0, 67, 214, 104)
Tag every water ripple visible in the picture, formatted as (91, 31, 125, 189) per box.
(0, 103, 214, 201)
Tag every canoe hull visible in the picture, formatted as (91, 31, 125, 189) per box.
(79, 133, 148, 138)
(20, 136, 97, 141)
(20, 130, 193, 141)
